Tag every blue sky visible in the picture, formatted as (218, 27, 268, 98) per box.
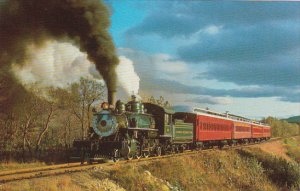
(105, 1, 300, 119)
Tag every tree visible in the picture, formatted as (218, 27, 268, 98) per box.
(68, 77, 105, 139)
(148, 95, 172, 108)
(0, 77, 106, 162)
(5, 86, 43, 160)
(50, 87, 79, 147)
(262, 117, 300, 137)
(34, 87, 59, 157)
(0, 112, 19, 160)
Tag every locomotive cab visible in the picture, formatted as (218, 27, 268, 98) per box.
(143, 103, 174, 136)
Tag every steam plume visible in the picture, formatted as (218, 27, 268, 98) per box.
(0, 0, 118, 112)
(12, 40, 99, 87)
(116, 56, 140, 97)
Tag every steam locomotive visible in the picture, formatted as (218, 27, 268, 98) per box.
(72, 95, 193, 163)
(72, 95, 271, 163)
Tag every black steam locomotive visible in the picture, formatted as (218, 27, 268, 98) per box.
(72, 95, 193, 163)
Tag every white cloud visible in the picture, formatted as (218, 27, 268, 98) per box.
(186, 95, 232, 105)
(203, 25, 223, 35)
(153, 54, 189, 75)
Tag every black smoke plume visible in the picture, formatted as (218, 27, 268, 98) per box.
(0, 0, 118, 112)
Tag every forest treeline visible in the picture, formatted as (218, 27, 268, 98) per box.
(0, 78, 299, 162)
(262, 117, 300, 138)
(0, 77, 105, 162)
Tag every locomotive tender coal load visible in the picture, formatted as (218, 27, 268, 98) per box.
(72, 96, 271, 163)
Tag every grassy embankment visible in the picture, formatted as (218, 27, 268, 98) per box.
(2, 144, 300, 191)
(284, 136, 300, 163)
(0, 162, 46, 171)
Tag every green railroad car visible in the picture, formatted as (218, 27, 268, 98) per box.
(144, 103, 194, 152)
(173, 119, 193, 143)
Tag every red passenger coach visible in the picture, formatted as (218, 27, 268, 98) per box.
(252, 124, 264, 139)
(195, 114, 232, 141)
(233, 121, 252, 140)
(263, 125, 271, 138)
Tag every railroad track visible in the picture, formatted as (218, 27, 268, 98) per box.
(0, 137, 283, 183)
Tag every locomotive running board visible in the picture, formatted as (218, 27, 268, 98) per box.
(159, 135, 172, 137)
(127, 128, 158, 131)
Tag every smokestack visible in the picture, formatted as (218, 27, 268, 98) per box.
(108, 89, 116, 106)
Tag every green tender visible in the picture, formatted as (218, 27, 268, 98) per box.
(173, 120, 193, 143)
